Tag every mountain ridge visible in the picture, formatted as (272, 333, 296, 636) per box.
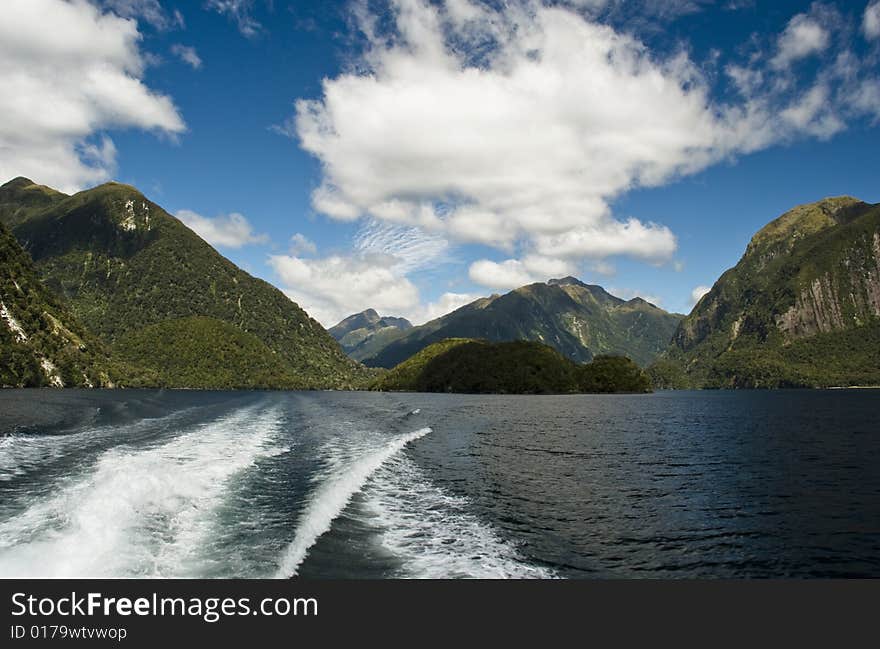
(359, 279, 683, 369)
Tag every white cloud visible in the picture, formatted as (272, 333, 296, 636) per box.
(290, 0, 878, 275)
(865, 1, 880, 39)
(0, 0, 185, 192)
(410, 291, 481, 325)
(176, 210, 268, 248)
(294, 1, 716, 266)
(589, 260, 616, 276)
(171, 44, 202, 69)
(206, 0, 262, 37)
(289, 233, 317, 256)
(270, 219, 454, 326)
(269, 253, 420, 327)
(468, 255, 577, 290)
(533, 218, 678, 261)
(354, 219, 450, 274)
(101, 0, 184, 30)
(690, 284, 711, 306)
(770, 13, 829, 69)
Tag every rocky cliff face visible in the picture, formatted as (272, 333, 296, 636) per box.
(775, 231, 880, 338)
(658, 197, 880, 388)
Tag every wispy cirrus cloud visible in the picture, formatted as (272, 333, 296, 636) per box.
(269, 219, 454, 326)
(101, 0, 184, 30)
(205, 0, 265, 37)
(171, 44, 202, 69)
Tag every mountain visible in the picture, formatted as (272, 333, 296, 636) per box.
(0, 177, 368, 389)
(654, 197, 880, 388)
(329, 309, 413, 361)
(361, 277, 683, 369)
(372, 338, 651, 394)
(0, 219, 117, 387)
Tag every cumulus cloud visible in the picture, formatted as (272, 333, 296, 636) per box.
(176, 210, 268, 248)
(291, 0, 878, 292)
(289, 233, 317, 256)
(770, 13, 830, 69)
(0, 0, 185, 192)
(293, 0, 715, 268)
(269, 253, 421, 327)
(469, 255, 576, 290)
(865, 1, 880, 39)
(171, 44, 202, 69)
(690, 284, 711, 306)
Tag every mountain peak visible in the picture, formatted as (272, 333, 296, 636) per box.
(548, 276, 587, 287)
(748, 196, 869, 254)
(2, 176, 36, 190)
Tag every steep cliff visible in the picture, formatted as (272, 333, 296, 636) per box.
(657, 197, 880, 388)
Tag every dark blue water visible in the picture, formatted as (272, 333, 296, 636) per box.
(0, 389, 878, 578)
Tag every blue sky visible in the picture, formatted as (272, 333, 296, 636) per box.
(2, 0, 879, 325)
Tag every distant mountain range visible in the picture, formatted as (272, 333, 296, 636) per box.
(653, 197, 880, 388)
(0, 177, 367, 389)
(3, 175, 878, 390)
(328, 309, 413, 361)
(342, 277, 683, 369)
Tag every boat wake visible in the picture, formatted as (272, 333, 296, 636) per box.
(274, 427, 431, 578)
(363, 454, 555, 578)
(0, 403, 286, 578)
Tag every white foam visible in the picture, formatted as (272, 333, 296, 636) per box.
(363, 455, 555, 579)
(0, 407, 196, 483)
(0, 404, 286, 578)
(274, 427, 431, 578)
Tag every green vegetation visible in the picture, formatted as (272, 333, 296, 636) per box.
(0, 178, 371, 389)
(362, 277, 682, 369)
(116, 317, 305, 389)
(372, 338, 652, 394)
(657, 197, 880, 389)
(578, 355, 652, 393)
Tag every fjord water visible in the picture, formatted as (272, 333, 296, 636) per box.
(0, 390, 878, 578)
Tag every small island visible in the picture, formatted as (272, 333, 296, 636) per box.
(370, 338, 652, 394)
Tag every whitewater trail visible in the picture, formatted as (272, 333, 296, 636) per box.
(362, 454, 555, 578)
(274, 427, 431, 578)
(0, 402, 287, 578)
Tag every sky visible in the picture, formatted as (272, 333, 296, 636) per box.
(1, 0, 879, 326)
